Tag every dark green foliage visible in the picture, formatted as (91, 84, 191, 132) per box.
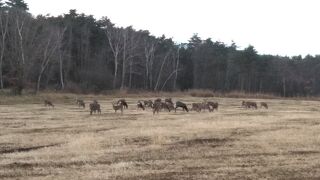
(6, 0, 28, 11)
(0, 7, 319, 97)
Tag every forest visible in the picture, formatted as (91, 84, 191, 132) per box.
(0, 0, 319, 97)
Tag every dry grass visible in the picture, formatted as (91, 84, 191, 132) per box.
(1, 95, 320, 179)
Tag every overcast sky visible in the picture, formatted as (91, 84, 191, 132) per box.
(26, 0, 320, 56)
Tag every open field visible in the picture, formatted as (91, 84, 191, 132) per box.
(1, 95, 320, 179)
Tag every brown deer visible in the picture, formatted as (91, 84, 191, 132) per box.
(154, 98, 162, 103)
(201, 102, 212, 112)
(242, 101, 258, 109)
(144, 100, 153, 108)
(260, 102, 268, 109)
(164, 98, 175, 111)
(166, 101, 175, 111)
(44, 100, 54, 108)
(191, 103, 202, 112)
(165, 98, 173, 104)
(76, 99, 85, 108)
(90, 101, 101, 115)
(117, 99, 128, 109)
(175, 101, 189, 112)
(112, 103, 123, 114)
(137, 101, 145, 110)
(153, 101, 162, 115)
(207, 101, 218, 111)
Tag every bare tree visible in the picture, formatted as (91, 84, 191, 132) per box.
(0, 10, 8, 89)
(154, 49, 171, 91)
(173, 45, 182, 90)
(35, 27, 60, 93)
(120, 27, 141, 89)
(144, 38, 156, 89)
(57, 26, 67, 90)
(120, 28, 127, 89)
(103, 19, 123, 89)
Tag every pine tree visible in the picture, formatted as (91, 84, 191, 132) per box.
(6, 0, 28, 11)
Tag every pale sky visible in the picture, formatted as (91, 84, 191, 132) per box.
(26, 0, 320, 56)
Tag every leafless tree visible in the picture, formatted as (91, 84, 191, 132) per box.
(35, 26, 60, 93)
(0, 11, 8, 89)
(57, 26, 67, 90)
(144, 38, 156, 89)
(154, 49, 171, 91)
(103, 18, 123, 89)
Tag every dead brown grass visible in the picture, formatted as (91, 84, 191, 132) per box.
(1, 95, 320, 179)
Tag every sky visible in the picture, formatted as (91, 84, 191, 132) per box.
(26, 0, 320, 56)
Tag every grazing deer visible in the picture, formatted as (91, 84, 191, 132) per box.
(137, 101, 145, 110)
(165, 98, 173, 104)
(191, 103, 202, 112)
(44, 100, 54, 108)
(76, 99, 85, 108)
(175, 101, 189, 112)
(144, 100, 153, 108)
(117, 99, 128, 109)
(260, 102, 268, 109)
(153, 101, 162, 115)
(207, 101, 218, 111)
(201, 102, 212, 112)
(242, 101, 258, 109)
(165, 102, 175, 111)
(90, 101, 101, 115)
(112, 103, 123, 114)
(154, 98, 162, 104)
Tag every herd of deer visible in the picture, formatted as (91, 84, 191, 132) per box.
(43, 98, 268, 115)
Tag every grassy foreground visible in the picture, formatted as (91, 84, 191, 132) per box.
(1, 94, 320, 179)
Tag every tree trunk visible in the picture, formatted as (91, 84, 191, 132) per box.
(0, 12, 8, 89)
(59, 49, 64, 89)
(173, 47, 180, 90)
(120, 31, 127, 90)
(154, 51, 170, 91)
(36, 70, 44, 93)
(129, 59, 133, 88)
(113, 55, 118, 88)
(282, 77, 286, 97)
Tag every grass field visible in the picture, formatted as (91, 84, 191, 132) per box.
(1, 95, 320, 179)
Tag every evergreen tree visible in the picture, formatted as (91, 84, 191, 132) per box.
(6, 0, 28, 11)
(0, 0, 4, 8)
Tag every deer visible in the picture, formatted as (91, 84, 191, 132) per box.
(191, 103, 203, 112)
(200, 102, 212, 112)
(137, 101, 145, 110)
(144, 100, 153, 108)
(117, 99, 128, 109)
(242, 101, 258, 109)
(44, 100, 54, 108)
(206, 101, 218, 111)
(154, 98, 162, 104)
(164, 98, 175, 111)
(153, 101, 162, 115)
(175, 101, 189, 112)
(76, 99, 85, 108)
(165, 98, 173, 104)
(260, 102, 268, 109)
(112, 103, 123, 114)
(89, 101, 101, 115)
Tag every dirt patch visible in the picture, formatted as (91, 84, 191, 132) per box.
(284, 118, 320, 126)
(124, 136, 152, 146)
(289, 150, 320, 155)
(95, 127, 117, 132)
(175, 137, 231, 148)
(16, 126, 82, 134)
(0, 143, 63, 154)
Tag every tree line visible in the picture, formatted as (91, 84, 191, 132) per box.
(0, 0, 319, 97)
